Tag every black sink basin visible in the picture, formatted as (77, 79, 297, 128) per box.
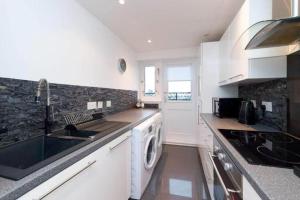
(0, 135, 87, 180)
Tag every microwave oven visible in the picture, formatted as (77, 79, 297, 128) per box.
(212, 98, 243, 118)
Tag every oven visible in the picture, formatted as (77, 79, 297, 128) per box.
(208, 137, 243, 200)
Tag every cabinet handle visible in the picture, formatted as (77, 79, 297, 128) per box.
(36, 160, 97, 199)
(197, 104, 200, 125)
(218, 80, 227, 84)
(197, 75, 201, 96)
(109, 135, 131, 151)
(229, 74, 243, 80)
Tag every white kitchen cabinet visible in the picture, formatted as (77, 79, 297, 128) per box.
(243, 176, 262, 200)
(19, 131, 132, 200)
(198, 42, 238, 115)
(219, 0, 289, 86)
(198, 116, 214, 200)
(197, 42, 237, 199)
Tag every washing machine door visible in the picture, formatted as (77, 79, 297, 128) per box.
(144, 135, 157, 170)
(156, 122, 163, 148)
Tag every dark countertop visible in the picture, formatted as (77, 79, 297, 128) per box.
(201, 113, 300, 200)
(0, 108, 159, 200)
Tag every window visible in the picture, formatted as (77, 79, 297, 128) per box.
(167, 66, 192, 101)
(144, 66, 156, 96)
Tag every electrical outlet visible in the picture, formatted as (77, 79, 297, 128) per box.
(87, 102, 97, 110)
(106, 100, 112, 108)
(262, 101, 272, 112)
(97, 101, 103, 109)
(251, 100, 257, 108)
(0, 85, 6, 90)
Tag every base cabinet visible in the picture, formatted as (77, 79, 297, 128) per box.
(199, 147, 214, 200)
(243, 176, 262, 200)
(19, 131, 132, 200)
(198, 116, 214, 200)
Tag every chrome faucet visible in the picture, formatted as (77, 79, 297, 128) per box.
(35, 79, 52, 135)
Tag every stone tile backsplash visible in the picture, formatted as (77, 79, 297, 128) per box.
(0, 77, 137, 147)
(239, 79, 288, 131)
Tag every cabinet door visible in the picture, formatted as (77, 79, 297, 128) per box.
(219, 30, 230, 83)
(101, 131, 132, 199)
(199, 147, 214, 200)
(19, 131, 132, 200)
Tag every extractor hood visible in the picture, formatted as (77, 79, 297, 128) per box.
(246, 0, 300, 50)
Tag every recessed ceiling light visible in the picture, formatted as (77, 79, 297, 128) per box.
(147, 39, 152, 44)
(118, 0, 125, 5)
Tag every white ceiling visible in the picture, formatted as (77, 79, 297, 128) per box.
(77, 0, 245, 53)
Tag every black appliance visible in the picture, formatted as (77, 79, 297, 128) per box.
(218, 129, 300, 168)
(287, 54, 300, 139)
(238, 101, 256, 125)
(212, 98, 243, 118)
(210, 136, 242, 200)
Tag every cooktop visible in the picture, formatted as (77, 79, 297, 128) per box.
(218, 129, 300, 168)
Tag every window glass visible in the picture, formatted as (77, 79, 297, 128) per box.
(167, 66, 191, 81)
(144, 66, 156, 96)
(167, 66, 192, 101)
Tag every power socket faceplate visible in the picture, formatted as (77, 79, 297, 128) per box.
(106, 100, 112, 108)
(262, 101, 272, 112)
(87, 102, 97, 110)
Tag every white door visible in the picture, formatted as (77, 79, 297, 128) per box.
(162, 60, 198, 145)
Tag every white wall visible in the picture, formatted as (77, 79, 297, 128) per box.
(137, 47, 198, 61)
(138, 47, 199, 102)
(0, 0, 138, 91)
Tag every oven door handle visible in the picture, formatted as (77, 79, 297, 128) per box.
(208, 152, 241, 197)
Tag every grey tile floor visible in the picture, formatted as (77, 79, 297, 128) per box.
(141, 145, 210, 200)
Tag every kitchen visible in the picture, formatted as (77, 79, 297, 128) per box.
(0, 0, 300, 200)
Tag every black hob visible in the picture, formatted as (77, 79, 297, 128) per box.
(218, 129, 300, 168)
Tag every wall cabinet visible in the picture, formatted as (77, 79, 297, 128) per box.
(219, 0, 288, 86)
(19, 131, 132, 200)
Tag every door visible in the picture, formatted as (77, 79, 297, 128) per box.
(162, 60, 198, 145)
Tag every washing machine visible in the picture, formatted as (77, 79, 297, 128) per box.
(131, 117, 157, 199)
(153, 112, 163, 165)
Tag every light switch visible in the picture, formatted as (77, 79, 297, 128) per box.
(262, 101, 272, 112)
(106, 100, 112, 108)
(87, 102, 97, 110)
